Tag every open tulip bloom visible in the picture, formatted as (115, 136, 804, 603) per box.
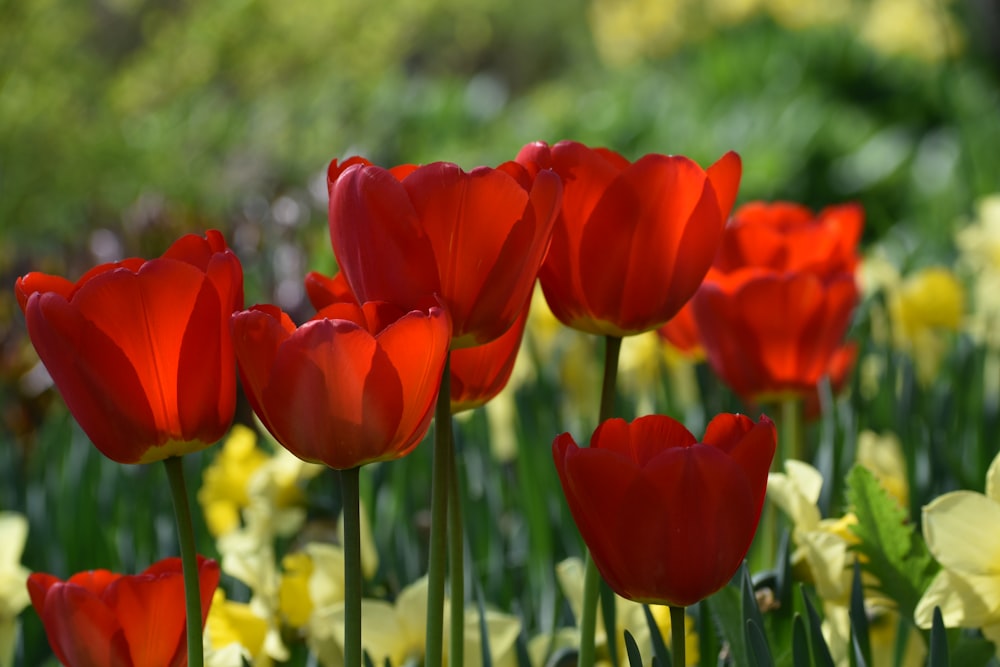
(553, 413, 776, 608)
(515, 140, 741, 337)
(15, 230, 244, 465)
(27, 556, 219, 667)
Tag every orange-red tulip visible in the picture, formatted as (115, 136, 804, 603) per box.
(327, 158, 561, 348)
(692, 202, 863, 402)
(27, 556, 219, 667)
(516, 140, 741, 337)
(553, 414, 776, 607)
(231, 300, 450, 469)
(657, 299, 704, 359)
(15, 231, 244, 464)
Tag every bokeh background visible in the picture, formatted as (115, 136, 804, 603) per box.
(3, 0, 1000, 664)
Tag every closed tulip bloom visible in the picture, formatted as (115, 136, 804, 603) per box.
(327, 157, 561, 348)
(553, 413, 776, 607)
(450, 299, 530, 414)
(15, 231, 244, 464)
(693, 202, 862, 402)
(516, 140, 741, 336)
(232, 300, 450, 469)
(27, 556, 220, 667)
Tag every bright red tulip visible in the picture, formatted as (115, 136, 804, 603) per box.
(231, 300, 450, 469)
(553, 414, 776, 607)
(657, 299, 704, 359)
(692, 202, 863, 402)
(327, 157, 561, 348)
(516, 140, 741, 337)
(15, 231, 244, 464)
(27, 556, 219, 667)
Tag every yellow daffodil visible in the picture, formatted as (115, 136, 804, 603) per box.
(890, 266, 965, 384)
(0, 512, 30, 667)
(310, 576, 520, 667)
(200, 424, 270, 537)
(915, 449, 1000, 647)
(204, 589, 271, 667)
(856, 430, 908, 510)
(770, 459, 924, 666)
(859, 0, 963, 63)
(528, 558, 699, 666)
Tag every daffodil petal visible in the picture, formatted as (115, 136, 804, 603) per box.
(914, 569, 1000, 628)
(923, 491, 1000, 575)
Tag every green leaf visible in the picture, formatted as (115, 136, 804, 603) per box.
(848, 560, 871, 667)
(742, 563, 772, 666)
(624, 630, 644, 667)
(643, 605, 671, 667)
(792, 615, 811, 667)
(747, 619, 774, 667)
(801, 586, 835, 667)
(705, 585, 750, 667)
(928, 606, 949, 667)
(845, 465, 940, 619)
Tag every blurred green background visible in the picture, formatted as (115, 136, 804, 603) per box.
(3, 0, 1000, 664)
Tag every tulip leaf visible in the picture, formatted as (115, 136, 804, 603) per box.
(801, 586, 835, 667)
(928, 606, 949, 667)
(705, 584, 750, 667)
(601, 579, 619, 667)
(848, 560, 871, 667)
(746, 619, 774, 667)
(792, 614, 810, 667)
(475, 578, 494, 667)
(845, 465, 940, 620)
(642, 604, 671, 667)
(623, 630, 644, 667)
(741, 563, 772, 665)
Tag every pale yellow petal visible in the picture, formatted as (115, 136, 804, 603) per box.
(767, 460, 823, 530)
(305, 543, 346, 609)
(923, 491, 1000, 574)
(856, 430, 909, 509)
(328, 599, 413, 666)
(798, 530, 852, 604)
(396, 576, 430, 649)
(0, 514, 27, 567)
(914, 569, 1000, 628)
(454, 608, 522, 667)
(527, 628, 578, 667)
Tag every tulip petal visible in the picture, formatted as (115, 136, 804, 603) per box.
(705, 150, 742, 222)
(622, 414, 697, 465)
(111, 569, 187, 667)
(329, 165, 439, 308)
(41, 582, 132, 667)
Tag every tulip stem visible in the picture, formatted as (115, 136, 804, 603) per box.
(670, 606, 686, 667)
(448, 438, 464, 667)
(341, 466, 363, 667)
(579, 335, 623, 667)
(164, 456, 204, 667)
(780, 396, 803, 463)
(426, 354, 452, 667)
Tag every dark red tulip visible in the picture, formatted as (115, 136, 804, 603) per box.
(15, 231, 244, 464)
(516, 140, 741, 336)
(27, 556, 219, 667)
(693, 202, 862, 403)
(553, 414, 776, 607)
(327, 157, 561, 348)
(232, 300, 450, 469)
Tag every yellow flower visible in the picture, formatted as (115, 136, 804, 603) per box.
(312, 577, 521, 667)
(915, 449, 1000, 640)
(0, 512, 30, 667)
(204, 589, 271, 667)
(528, 558, 699, 666)
(859, 0, 963, 62)
(890, 266, 965, 384)
(200, 424, 270, 537)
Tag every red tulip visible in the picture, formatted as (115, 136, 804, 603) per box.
(231, 299, 450, 469)
(692, 202, 862, 403)
(27, 556, 219, 667)
(553, 414, 776, 607)
(450, 298, 530, 413)
(15, 231, 244, 464)
(515, 140, 741, 337)
(656, 299, 704, 359)
(327, 157, 561, 348)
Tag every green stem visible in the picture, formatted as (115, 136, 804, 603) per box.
(341, 467, 362, 667)
(780, 395, 804, 464)
(670, 606, 686, 667)
(425, 355, 452, 667)
(578, 335, 622, 667)
(164, 456, 204, 667)
(448, 438, 464, 667)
